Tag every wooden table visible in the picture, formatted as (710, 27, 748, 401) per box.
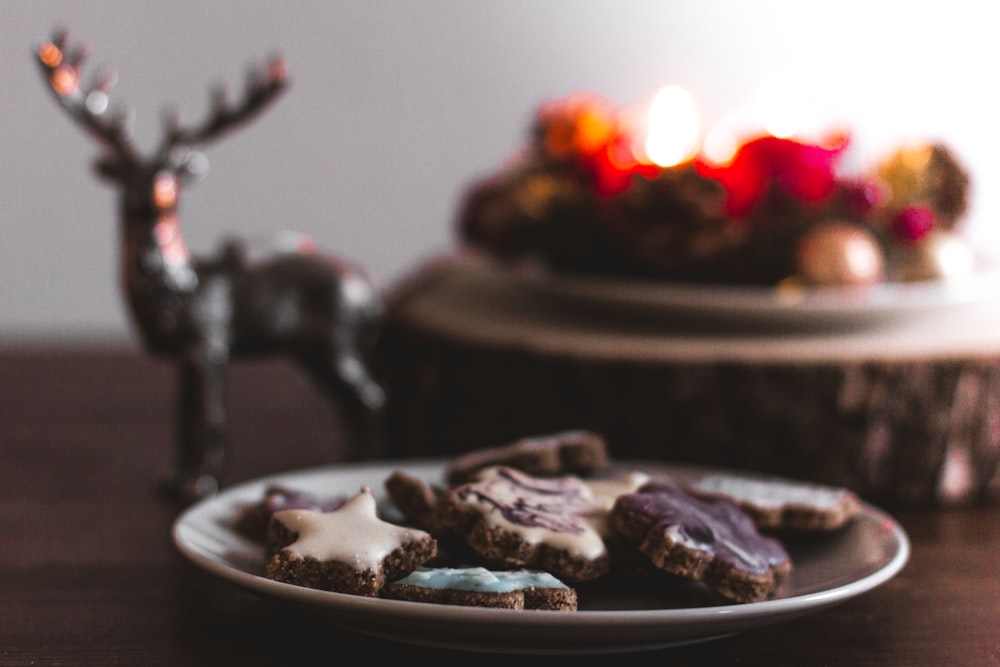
(3, 346, 998, 665)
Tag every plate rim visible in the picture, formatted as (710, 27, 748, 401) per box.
(172, 459, 911, 654)
(480, 255, 1000, 325)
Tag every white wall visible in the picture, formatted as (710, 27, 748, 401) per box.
(3, 1, 999, 345)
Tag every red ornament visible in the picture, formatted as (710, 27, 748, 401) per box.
(697, 135, 847, 217)
(891, 206, 935, 243)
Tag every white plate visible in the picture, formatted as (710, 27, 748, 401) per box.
(172, 460, 910, 655)
(501, 261, 1000, 329)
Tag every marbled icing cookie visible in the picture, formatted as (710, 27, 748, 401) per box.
(382, 566, 578, 610)
(438, 466, 611, 583)
(610, 481, 792, 603)
(684, 473, 861, 532)
(264, 486, 437, 597)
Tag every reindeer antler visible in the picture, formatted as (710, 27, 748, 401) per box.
(36, 30, 138, 162)
(37, 30, 289, 164)
(161, 57, 288, 155)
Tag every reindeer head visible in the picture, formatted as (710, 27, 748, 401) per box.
(36, 31, 287, 220)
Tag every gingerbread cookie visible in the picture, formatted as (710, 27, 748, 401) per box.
(383, 470, 479, 565)
(264, 486, 437, 597)
(610, 481, 792, 603)
(383, 470, 449, 535)
(444, 430, 610, 486)
(684, 473, 861, 532)
(382, 566, 578, 610)
(438, 466, 611, 583)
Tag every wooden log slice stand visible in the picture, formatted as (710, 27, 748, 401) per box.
(376, 256, 1000, 506)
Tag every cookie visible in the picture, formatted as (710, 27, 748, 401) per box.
(383, 470, 450, 535)
(684, 473, 861, 532)
(610, 481, 792, 603)
(382, 566, 578, 610)
(234, 484, 347, 542)
(383, 469, 480, 565)
(445, 430, 610, 486)
(437, 466, 611, 584)
(264, 486, 437, 597)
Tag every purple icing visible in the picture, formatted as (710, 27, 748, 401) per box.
(260, 485, 347, 515)
(619, 481, 789, 574)
(454, 467, 590, 534)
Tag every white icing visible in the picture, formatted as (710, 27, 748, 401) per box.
(666, 523, 707, 551)
(392, 566, 569, 592)
(665, 521, 767, 573)
(582, 471, 649, 537)
(583, 471, 650, 511)
(273, 486, 431, 570)
(692, 474, 848, 509)
(722, 538, 768, 571)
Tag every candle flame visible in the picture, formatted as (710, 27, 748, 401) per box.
(644, 86, 699, 167)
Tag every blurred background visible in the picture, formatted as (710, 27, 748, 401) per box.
(4, 0, 999, 346)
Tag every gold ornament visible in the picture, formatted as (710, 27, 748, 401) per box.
(794, 220, 885, 287)
(876, 141, 970, 230)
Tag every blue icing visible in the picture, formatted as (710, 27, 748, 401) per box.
(393, 567, 568, 592)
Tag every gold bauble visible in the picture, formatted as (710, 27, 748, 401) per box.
(794, 221, 885, 287)
(876, 141, 970, 229)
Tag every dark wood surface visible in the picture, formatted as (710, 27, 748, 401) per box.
(3, 346, 998, 666)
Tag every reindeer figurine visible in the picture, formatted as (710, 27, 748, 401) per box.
(36, 32, 388, 502)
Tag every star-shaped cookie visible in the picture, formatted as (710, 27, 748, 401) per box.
(264, 486, 437, 596)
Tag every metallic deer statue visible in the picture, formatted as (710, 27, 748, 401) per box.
(36, 32, 387, 502)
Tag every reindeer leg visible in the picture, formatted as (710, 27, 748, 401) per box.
(166, 349, 229, 503)
(334, 351, 388, 461)
(167, 280, 234, 503)
(297, 346, 387, 461)
(173, 277, 237, 502)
